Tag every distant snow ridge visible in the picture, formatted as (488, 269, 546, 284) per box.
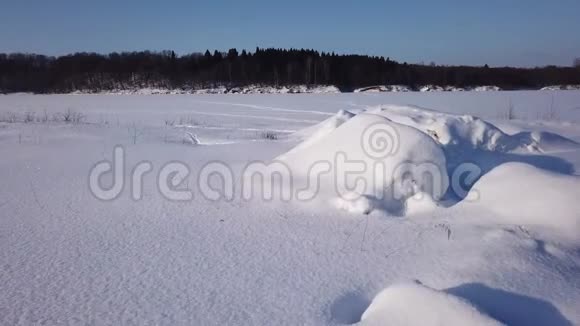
(354, 85, 502, 93)
(540, 85, 580, 91)
(419, 85, 446, 92)
(359, 282, 503, 326)
(71, 85, 341, 95)
(354, 85, 413, 93)
(471, 85, 501, 92)
(68, 84, 513, 95)
(419, 85, 501, 92)
(205, 85, 341, 94)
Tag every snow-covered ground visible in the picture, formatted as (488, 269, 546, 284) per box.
(0, 91, 579, 325)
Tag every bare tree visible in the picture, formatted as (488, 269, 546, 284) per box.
(574, 57, 580, 68)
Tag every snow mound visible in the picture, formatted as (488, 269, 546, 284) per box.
(464, 162, 580, 237)
(514, 130, 579, 152)
(359, 282, 503, 326)
(333, 193, 377, 215)
(405, 192, 440, 216)
(367, 105, 578, 153)
(368, 106, 517, 151)
(280, 105, 578, 216)
(285, 109, 356, 154)
(279, 112, 449, 214)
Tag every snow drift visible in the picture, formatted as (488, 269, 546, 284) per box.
(284, 109, 356, 156)
(463, 162, 580, 237)
(279, 104, 579, 220)
(366, 105, 578, 153)
(359, 282, 503, 326)
(278, 111, 449, 214)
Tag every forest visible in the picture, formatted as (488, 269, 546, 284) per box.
(1, 48, 579, 93)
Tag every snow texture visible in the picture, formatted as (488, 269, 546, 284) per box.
(0, 91, 579, 325)
(359, 282, 503, 326)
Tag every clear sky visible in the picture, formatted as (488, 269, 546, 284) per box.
(1, 0, 579, 67)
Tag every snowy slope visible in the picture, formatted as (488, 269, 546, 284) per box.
(359, 282, 503, 326)
(0, 92, 579, 325)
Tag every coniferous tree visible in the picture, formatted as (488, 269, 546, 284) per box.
(0, 48, 579, 93)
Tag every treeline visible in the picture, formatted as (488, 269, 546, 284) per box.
(1, 48, 579, 93)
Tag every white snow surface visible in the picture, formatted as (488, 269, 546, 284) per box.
(1, 91, 579, 325)
(354, 85, 413, 93)
(278, 112, 449, 214)
(359, 282, 503, 326)
(541, 85, 580, 91)
(471, 85, 502, 92)
(463, 162, 580, 238)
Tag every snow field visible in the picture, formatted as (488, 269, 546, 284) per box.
(0, 91, 579, 325)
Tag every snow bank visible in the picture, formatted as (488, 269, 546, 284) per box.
(278, 111, 449, 214)
(405, 192, 441, 216)
(309, 85, 341, 93)
(354, 85, 501, 93)
(280, 105, 579, 216)
(517, 130, 579, 152)
(359, 282, 503, 326)
(70, 85, 342, 95)
(284, 109, 355, 155)
(463, 162, 580, 236)
(354, 85, 413, 93)
(419, 85, 467, 92)
(540, 85, 580, 91)
(367, 105, 578, 153)
(471, 85, 502, 92)
(367, 105, 520, 151)
(445, 86, 466, 92)
(61, 84, 514, 95)
(223, 84, 341, 94)
(190, 85, 342, 94)
(420, 85, 446, 92)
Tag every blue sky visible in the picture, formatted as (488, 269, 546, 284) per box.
(1, 0, 579, 67)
